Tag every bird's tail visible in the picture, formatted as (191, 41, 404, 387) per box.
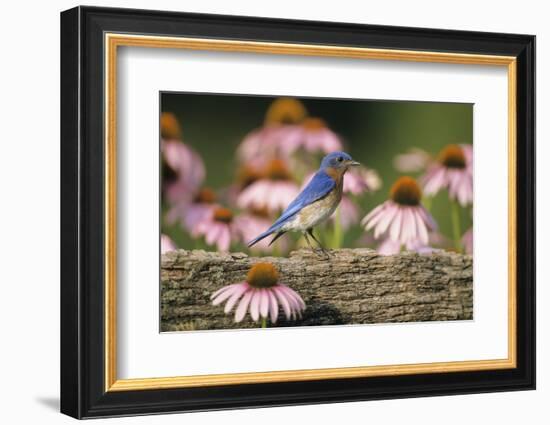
(248, 219, 288, 247)
(247, 228, 275, 248)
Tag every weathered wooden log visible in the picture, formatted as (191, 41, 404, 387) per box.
(161, 248, 473, 331)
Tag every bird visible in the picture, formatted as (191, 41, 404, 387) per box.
(247, 151, 360, 256)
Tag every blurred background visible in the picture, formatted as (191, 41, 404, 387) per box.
(161, 92, 473, 254)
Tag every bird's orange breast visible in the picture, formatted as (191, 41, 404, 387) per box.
(325, 166, 345, 185)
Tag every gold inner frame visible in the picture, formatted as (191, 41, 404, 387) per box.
(104, 33, 517, 392)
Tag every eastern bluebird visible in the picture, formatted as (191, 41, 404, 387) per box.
(247, 151, 360, 255)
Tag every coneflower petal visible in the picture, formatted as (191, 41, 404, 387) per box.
(223, 283, 249, 313)
(361, 203, 385, 227)
(418, 206, 437, 231)
(235, 290, 253, 323)
(278, 286, 298, 311)
(249, 290, 261, 321)
(212, 284, 239, 305)
(410, 208, 420, 242)
(210, 283, 238, 300)
(414, 209, 429, 246)
(287, 291, 305, 319)
(259, 289, 269, 319)
(457, 173, 472, 206)
(378, 238, 401, 255)
(423, 167, 446, 195)
(205, 223, 222, 245)
(217, 226, 231, 252)
(280, 288, 300, 319)
(361, 204, 385, 224)
(374, 203, 399, 239)
(364, 208, 386, 231)
(272, 286, 292, 320)
(401, 207, 416, 244)
(280, 285, 306, 310)
(267, 290, 279, 323)
(389, 208, 403, 242)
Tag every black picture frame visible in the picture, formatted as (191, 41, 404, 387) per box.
(60, 5, 535, 419)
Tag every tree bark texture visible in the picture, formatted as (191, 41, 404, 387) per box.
(161, 248, 473, 331)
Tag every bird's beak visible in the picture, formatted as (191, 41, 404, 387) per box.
(348, 160, 361, 167)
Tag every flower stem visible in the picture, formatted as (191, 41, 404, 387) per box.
(261, 317, 267, 328)
(423, 196, 432, 212)
(451, 200, 462, 253)
(272, 242, 281, 257)
(332, 206, 343, 249)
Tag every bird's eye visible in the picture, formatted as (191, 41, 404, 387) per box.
(337, 156, 344, 162)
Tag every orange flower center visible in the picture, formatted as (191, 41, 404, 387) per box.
(265, 98, 307, 125)
(194, 187, 216, 204)
(213, 207, 233, 223)
(302, 117, 326, 131)
(265, 159, 292, 181)
(247, 262, 280, 288)
(236, 165, 263, 189)
(390, 176, 422, 206)
(160, 112, 182, 140)
(439, 144, 466, 169)
(250, 206, 270, 218)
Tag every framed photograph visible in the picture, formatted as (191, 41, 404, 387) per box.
(60, 6, 535, 419)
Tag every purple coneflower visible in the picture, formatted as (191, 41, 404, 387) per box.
(237, 98, 308, 164)
(166, 187, 217, 232)
(376, 238, 421, 255)
(421, 144, 473, 206)
(279, 117, 343, 155)
(162, 141, 206, 205)
(193, 206, 242, 252)
(211, 262, 305, 325)
(221, 165, 265, 206)
(339, 167, 381, 230)
(233, 207, 286, 252)
(160, 112, 182, 140)
(343, 166, 382, 195)
(393, 148, 431, 173)
(362, 176, 437, 254)
(160, 113, 206, 206)
(235, 165, 264, 190)
(376, 235, 439, 256)
(338, 196, 360, 231)
(358, 230, 448, 254)
(160, 234, 177, 254)
(264, 97, 308, 126)
(237, 127, 285, 168)
(237, 159, 300, 213)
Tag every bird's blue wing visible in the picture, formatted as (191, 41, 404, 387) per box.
(247, 170, 335, 246)
(271, 170, 335, 229)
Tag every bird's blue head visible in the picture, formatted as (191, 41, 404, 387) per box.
(320, 151, 360, 171)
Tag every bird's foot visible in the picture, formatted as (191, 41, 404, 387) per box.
(312, 247, 332, 259)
